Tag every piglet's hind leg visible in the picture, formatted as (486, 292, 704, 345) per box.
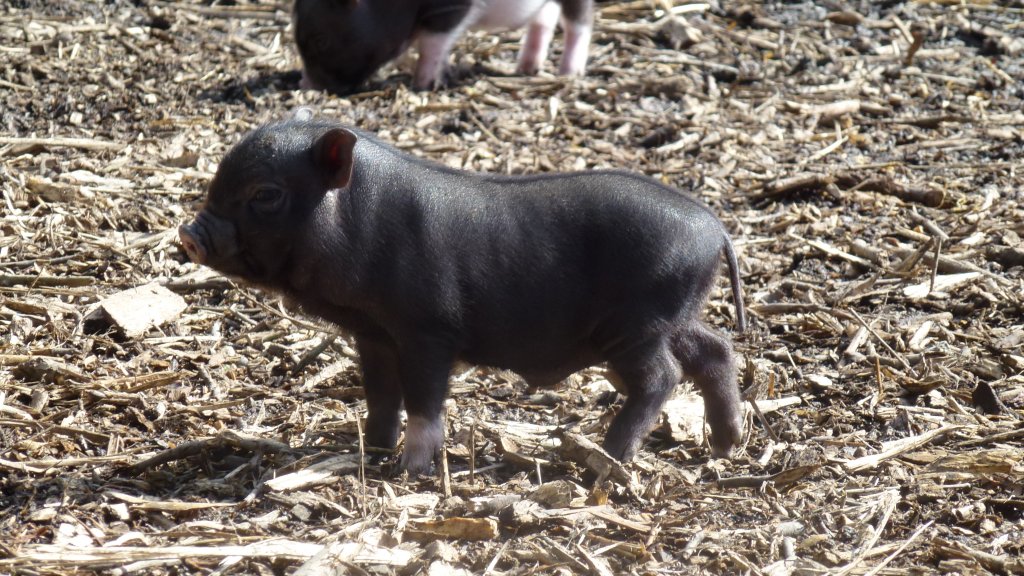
(670, 322, 743, 457)
(516, 0, 561, 75)
(558, 0, 592, 75)
(603, 341, 681, 462)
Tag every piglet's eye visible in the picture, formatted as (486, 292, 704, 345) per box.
(250, 187, 284, 214)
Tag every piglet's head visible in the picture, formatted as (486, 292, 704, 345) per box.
(179, 117, 357, 289)
(293, 0, 408, 94)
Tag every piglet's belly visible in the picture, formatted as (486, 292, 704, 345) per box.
(458, 345, 599, 389)
(472, 0, 553, 30)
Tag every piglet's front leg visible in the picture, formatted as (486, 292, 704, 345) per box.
(558, 0, 593, 75)
(414, 31, 463, 90)
(395, 338, 456, 474)
(517, 0, 561, 75)
(357, 338, 404, 454)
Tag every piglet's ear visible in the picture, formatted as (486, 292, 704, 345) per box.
(313, 128, 358, 190)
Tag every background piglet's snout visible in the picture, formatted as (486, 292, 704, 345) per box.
(293, 0, 594, 92)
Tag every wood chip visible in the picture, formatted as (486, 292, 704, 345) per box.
(844, 425, 962, 473)
(87, 282, 187, 338)
(405, 517, 500, 542)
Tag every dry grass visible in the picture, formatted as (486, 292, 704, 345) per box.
(2, 1, 1023, 574)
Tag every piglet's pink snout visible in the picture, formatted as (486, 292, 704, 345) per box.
(178, 224, 208, 264)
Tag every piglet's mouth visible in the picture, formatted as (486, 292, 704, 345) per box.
(205, 249, 270, 286)
(238, 251, 268, 282)
(178, 215, 261, 280)
(300, 65, 355, 95)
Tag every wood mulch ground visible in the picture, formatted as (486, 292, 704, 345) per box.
(2, 1, 1022, 574)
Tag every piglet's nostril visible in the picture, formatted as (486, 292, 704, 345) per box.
(178, 225, 207, 264)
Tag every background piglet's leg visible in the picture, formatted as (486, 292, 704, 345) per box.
(516, 0, 562, 75)
(414, 31, 463, 90)
(558, 0, 592, 75)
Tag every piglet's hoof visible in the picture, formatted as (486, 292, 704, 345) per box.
(365, 449, 398, 468)
(396, 448, 439, 478)
(379, 459, 406, 479)
(384, 456, 437, 479)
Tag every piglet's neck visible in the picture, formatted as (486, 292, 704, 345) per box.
(284, 188, 359, 304)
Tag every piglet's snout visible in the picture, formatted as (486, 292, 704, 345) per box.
(178, 223, 208, 264)
(178, 211, 239, 267)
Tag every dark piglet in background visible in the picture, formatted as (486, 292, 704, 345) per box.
(178, 111, 747, 475)
(293, 0, 593, 92)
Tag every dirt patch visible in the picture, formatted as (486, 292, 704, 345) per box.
(2, 1, 1023, 574)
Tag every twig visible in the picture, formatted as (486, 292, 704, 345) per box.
(934, 537, 1024, 574)
(889, 247, 1010, 286)
(0, 354, 59, 366)
(469, 419, 477, 485)
(863, 520, 934, 576)
(152, 1, 287, 21)
(356, 415, 367, 518)
(835, 490, 899, 576)
(904, 25, 925, 66)
(441, 406, 452, 499)
(954, 426, 1024, 448)
(750, 172, 831, 202)
(124, 430, 297, 475)
(907, 209, 950, 242)
(844, 425, 960, 472)
(715, 464, 819, 489)
(292, 335, 336, 376)
(848, 308, 918, 377)
(874, 356, 884, 403)
(0, 136, 124, 155)
(802, 134, 848, 165)
(905, 209, 948, 296)
(800, 99, 863, 120)
(0, 454, 133, 472)
(0, 78, 31, 91)
(929, 237, 942, 295)
(791, 233, 875, 267)
(0, 274, 96, 287)
(754, 172, 944, 207)
(834, 173, 944, 207)
(894, 237, 936, 276)
(750, 303, 857, 323)
(162, 276, 235, 292)
(0, 540, 324, 569)
(483, 540, 511, 575)
(742, 358, 779, 442)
